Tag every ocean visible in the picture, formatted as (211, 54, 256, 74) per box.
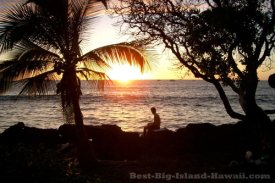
(1, 80, 275, 133)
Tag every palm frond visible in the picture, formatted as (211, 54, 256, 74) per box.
(84, 0, 109, 16)
(77, 67, 111, 90)
(15, 40, 61, 62)
(17, 48, 60, 64)
(0, 71, 15, 94)
(0, 3, 65, 54)
(89, 42, 153, 72)
(0, 44, 57, 75)
(70, 0, 109, 52)
(0, 49, 54, 94)
(26, 0, 68, 22)
(78, 50, 111, 71)
(78, 41, 155, 77)
(77, 67, 110, 80)
(69, 0, 90, 58)
(18, 70, 57, 95)
(0, 59, 50, 76)
(0, 4, 38, 52)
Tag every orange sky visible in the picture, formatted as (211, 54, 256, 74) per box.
(84, 14, 185, 80)
(87, 14, 275, 80)
(0, 0, 274, 80)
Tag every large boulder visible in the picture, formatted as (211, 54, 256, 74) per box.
(140, 128, 176, 157)
(0, 122, 61, 145)
(58, 124, 140, 160)
(58, 124, 123, 142)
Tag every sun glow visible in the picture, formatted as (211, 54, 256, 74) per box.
(107, 64, 151, 83)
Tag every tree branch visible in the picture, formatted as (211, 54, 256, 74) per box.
(264, 109, 275, 115)
(228, 42, 244, 80)
(205, 0, 215, 8)
(212, 80, 246, 121)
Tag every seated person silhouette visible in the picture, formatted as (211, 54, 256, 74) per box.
(143, 107, 161, 136)
(268, 73, 275, 89)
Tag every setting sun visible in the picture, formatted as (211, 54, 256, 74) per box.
(107, 64, 151, 82)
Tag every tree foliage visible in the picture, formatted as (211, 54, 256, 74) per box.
(114, 0, 275, 123)
(0, 0, 151, 118)
(0, 0, 151, 167)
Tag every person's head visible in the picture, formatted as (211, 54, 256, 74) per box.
(151, 107, 156, 114)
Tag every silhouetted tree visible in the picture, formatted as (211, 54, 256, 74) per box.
(0, 0, 150, 168)
(114, 0, 275, 125)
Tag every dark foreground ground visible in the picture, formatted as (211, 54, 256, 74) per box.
(0, 121, 275, 182)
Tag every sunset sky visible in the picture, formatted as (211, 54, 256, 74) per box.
(0, 0, 275, 80)
(85, 13, 183, 80)
(87, 14, 275, 81)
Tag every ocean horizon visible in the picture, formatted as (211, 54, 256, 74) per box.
(1, 80, 275, 133)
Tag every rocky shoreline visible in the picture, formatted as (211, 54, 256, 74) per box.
(0, 122, 275, 182)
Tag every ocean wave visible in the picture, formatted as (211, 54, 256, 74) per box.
(1, 80, 275, 132)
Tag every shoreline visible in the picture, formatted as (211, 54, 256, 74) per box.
(0, 122, 274, 182)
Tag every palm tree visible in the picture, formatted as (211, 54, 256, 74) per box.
(0, 0, 150, 168)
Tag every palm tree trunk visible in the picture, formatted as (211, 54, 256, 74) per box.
(71, 90, 98, 168)
(69, 68, 98, 169)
